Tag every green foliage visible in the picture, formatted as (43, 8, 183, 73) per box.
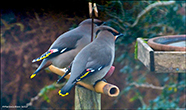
(99, 0, 186, 109)
(38, 82, 64, 103)
(38, 84, 56, 103)
(134, 38, 147, 59)
(1, 19, 24, 42)
(1, 19, 24, 32)
(134, 41, 138, 59)
(99, 0, 185, 43)
(138, 86, 180, 109)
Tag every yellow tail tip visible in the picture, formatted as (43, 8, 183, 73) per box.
(58, 90, 69, 97)
(30, 74, 36, 79)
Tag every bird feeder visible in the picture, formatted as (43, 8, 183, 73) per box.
(137, 35, 186, 73)
(48, 65, 120, 109)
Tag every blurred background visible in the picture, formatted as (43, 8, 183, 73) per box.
(1, 0, 186, 109)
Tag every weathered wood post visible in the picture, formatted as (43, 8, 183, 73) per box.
(75, 85, 101, 109)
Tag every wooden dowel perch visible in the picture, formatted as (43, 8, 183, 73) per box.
(48, 65, 120, 97)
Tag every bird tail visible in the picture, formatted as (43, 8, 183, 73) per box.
(30, 59, 52, 79)
(57, 66, 72, 83)
(58, 81, 76, 97)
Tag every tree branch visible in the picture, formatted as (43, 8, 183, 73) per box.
(110, 0, 125, 19)
(129, 82, 164, 90)
(108, 19, 126, 31)
(129, 82, 186, 91)
(26, 83, 65, 107)
(105, 11, 123, 23)
(129, 1, 175, 27)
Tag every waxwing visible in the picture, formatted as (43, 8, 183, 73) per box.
(30, 19, 104, 79)
(58, 25, 123, 96)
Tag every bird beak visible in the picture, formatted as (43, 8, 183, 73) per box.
(102, 21, 106, 25)
(115, 33, 123, 40)
(96, 21, 106, 26)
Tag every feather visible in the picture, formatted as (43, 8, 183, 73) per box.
(72, 66, 104, 83)
(32, 48, 74, 63)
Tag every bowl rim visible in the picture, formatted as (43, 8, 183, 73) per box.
(147, 35, 186, 51)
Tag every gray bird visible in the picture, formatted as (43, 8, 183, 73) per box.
(30, 19, 104, 79)
(58, 26, 123, 96)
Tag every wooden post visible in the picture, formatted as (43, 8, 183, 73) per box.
(75, 85, 101, 109)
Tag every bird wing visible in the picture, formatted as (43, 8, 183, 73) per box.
(32, 34, 83, 63)
(32, 47, 74, 62)
(71, 65, 106, 84)
(71, 47, 113, 84)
